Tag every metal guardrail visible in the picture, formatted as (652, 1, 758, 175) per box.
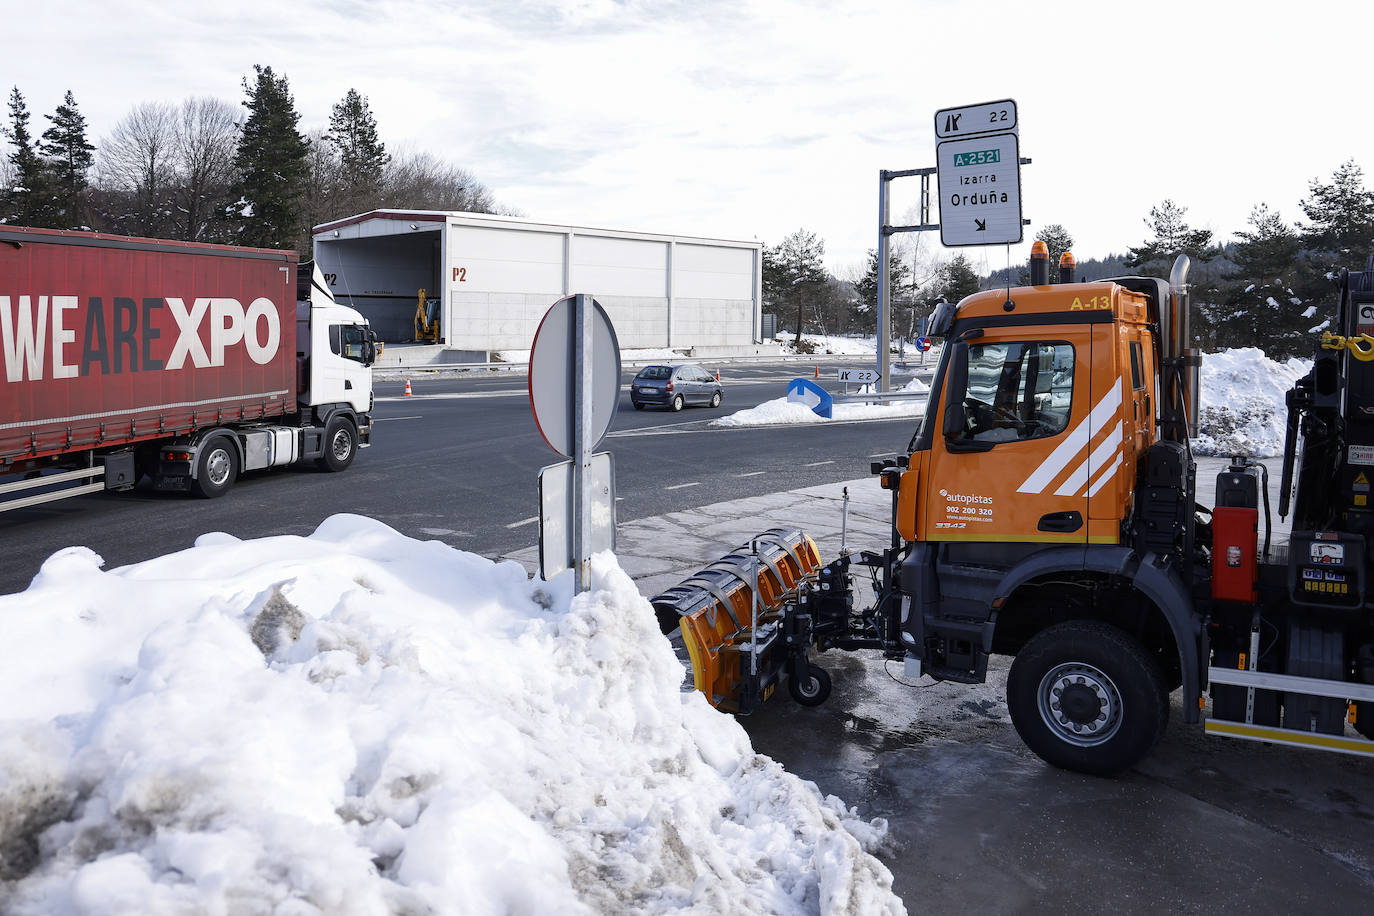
(829, 390, 928, 404)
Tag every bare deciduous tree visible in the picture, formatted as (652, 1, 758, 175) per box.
(172, 96, 238, 241)
(97, 101, 177, 237)
(382, 147, 496, 213)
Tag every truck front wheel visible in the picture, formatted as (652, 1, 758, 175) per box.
(318, 417, 357, 472)
(1007, 621, 1167, 777)
(191, 438, 238, 499)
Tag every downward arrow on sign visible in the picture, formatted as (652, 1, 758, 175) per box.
(975, 218, 987, 231)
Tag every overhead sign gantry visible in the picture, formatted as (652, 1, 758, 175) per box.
(873, 99, 1029, 391)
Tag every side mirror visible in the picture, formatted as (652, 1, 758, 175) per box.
(942, 342, 969, 438)
(928, 299, 956, 338)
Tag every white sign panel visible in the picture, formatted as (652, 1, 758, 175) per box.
(936, 133, 1023, 247)
(934, 99, 1017, 140)
(528, 295, 622, 457)
(539, 453, 616, 581)
(837, 368, 880, 384)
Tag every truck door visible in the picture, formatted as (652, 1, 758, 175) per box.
(920, 328, 1090, 544)
(1084, 322, 1153, 536)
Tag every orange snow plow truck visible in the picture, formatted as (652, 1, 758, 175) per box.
(655, 246, 1374, 776)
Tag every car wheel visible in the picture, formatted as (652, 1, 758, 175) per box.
(788, 663, 832, 706)
(317, 416, 358, 472)
(671, 395, 684, 412)
(633, 402, 645, 410)
(710, 391, 722, 408)
(190, 437, 238, 498)
(1007, 620, 1168, 776)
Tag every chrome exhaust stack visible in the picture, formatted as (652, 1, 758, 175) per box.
(1167, 253, 1202, 438)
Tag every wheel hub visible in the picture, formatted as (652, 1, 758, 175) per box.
(1037, 662, 1123, 747)
(206, 449, 230, 486)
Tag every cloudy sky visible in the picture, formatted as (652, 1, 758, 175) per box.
(7, 0, 1372, 277)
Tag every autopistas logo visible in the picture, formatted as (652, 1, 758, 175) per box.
(939, 489, 993, 505)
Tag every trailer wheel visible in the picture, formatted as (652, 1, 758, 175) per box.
(318, 417, 357, 472)
(671, 395, 684, 412)
(788, 663, 832, 706)
(1007, 621, 1168, 776)
(191, 438, 238, 499)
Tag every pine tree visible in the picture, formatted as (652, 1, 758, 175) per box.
(1035, 224, 1075, 279)
(1300, 160, 1374, 259)
(1296, 161, 1374, 322)
(939, 253, 982, 303)
(762, 229, 828, 346)
(327, 88, 388, 202)
(1125, 200, 1215, 273)
(231, 65, 311, 250)
(38, 90, 95, 228)
(3, 86, 55, 226)
(853, 248, 915, 333)
(1218, 205, 1307, 355)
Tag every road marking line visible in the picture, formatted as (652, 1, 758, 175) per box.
(506, 516, 539, 529)
(374, 415, 423, 422)
(802, 460, 835, 467)
(868, 451, 893, 457)
(733, 471, 768, 477)
(376, 390, 526, 402)
(665, 482, 701, 490)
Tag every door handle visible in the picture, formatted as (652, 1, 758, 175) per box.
(1037, 510, 1083, 533)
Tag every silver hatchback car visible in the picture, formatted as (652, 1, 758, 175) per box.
(630, 364, 724, 411)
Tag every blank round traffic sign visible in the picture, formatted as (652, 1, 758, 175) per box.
(528, 295, 622, 456)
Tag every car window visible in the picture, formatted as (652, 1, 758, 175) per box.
(638, 366, 672, 380)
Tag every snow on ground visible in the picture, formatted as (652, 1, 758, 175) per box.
(1193, 347, 1310, 457)
(775, 334, 879, 357)
(0, 520, 901, 915)
(713, 377, 930, 428)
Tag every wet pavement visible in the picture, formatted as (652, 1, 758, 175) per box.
(505, 456, 1374, 913)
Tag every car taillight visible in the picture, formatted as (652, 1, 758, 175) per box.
(666, 381, 674, 392)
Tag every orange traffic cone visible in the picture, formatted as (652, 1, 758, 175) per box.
(404, 377, 413, 397)
(715, 369, 720, 382)
(814, 365, 819, 379)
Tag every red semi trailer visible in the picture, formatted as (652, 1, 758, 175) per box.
(0, 227, 376, 510)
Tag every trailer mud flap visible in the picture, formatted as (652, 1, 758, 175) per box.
(652, 528, 821, 713)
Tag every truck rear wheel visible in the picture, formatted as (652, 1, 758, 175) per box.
(318, 416, 357, 472)
(1007, 621, 1167, 777)
(191, 438, 238, 499)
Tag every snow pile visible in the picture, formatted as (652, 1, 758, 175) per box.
(774, 334, 877, 356)
(0, 519, 901, 915)
(1193, 347, 1310, 457)
(714, 377, 929, 428)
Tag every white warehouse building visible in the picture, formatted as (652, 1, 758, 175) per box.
(311, 210, 764, 359)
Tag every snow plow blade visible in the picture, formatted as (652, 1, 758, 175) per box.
(652, 528, 822, 714)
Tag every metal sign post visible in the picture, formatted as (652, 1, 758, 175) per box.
(572, 294, 593, 592)
(529, 294, 622, 593)
(876, 99, 1030, 388)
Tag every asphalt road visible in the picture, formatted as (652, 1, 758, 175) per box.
(0, 360, 928, 595)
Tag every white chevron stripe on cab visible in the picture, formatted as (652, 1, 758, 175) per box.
(1017, 382, 1124, 495)
(1055, 420, 1124, 497)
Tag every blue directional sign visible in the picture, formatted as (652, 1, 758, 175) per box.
(787, 377, 833, 419)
